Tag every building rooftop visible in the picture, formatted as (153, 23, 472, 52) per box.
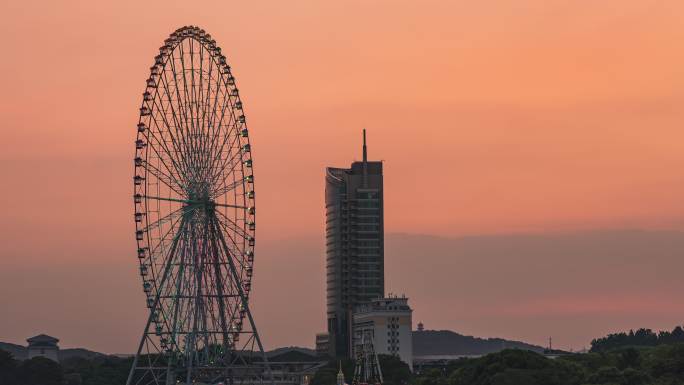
(354, 296, 412, 314)
(27, 334, 59, 344)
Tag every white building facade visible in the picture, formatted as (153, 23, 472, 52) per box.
(352, 296, 413, 370)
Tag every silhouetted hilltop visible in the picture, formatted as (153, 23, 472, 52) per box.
(0, 342, 105, 361)
(413, 330, 544, 356)
(0, 342, 26, 360)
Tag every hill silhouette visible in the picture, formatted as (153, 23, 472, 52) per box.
(0, 342, 104, 361)
(413, 330, 544, 356)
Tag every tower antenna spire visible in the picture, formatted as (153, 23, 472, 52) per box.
(363, 128, 367, 163)
(362, 129, 368, 188)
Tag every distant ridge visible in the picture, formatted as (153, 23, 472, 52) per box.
(0, 342, 105, 361)
(413, 330, 545, 356)
(0, 342, 26, 360)
(1, 334, 543, 360)
(0, 342, 319, 361)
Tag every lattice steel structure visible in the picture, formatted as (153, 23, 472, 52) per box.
(127, 26, 271, 385)
(352, 330, 383, 385)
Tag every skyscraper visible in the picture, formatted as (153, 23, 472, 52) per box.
(325, 129, 384, 358)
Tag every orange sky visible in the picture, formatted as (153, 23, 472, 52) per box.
(1, 0, 684, 353)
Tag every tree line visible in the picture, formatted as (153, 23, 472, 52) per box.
(0, 350, 132, 385)
(590, 325, 684, 352)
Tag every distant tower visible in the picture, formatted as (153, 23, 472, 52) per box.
(325, 129, 384, 358)
(417, 322, 424, 332)
(27, 334, 60, 362)
(337, 362, 345, 385)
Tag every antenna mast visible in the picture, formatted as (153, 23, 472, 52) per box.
(362, 129, 368, 188)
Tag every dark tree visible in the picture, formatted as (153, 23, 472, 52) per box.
(448, 349, 584, 385)
(0, 349, 19, 385)
(618, 348, 642, 370)
(17, 357, 63, 385)
(377, 354, 411, 385)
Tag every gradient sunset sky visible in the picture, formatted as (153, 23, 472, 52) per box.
(1, 0, 684, 353)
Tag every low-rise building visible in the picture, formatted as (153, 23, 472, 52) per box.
(27, 334, 60, 362)
(352, 296, 413, 370)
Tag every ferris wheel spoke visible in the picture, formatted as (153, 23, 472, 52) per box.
(146, 119, 193, 187)
(147, 208, 189, 264)
(205, 76, 230, 148)
(208, 134, 243, 190)
(199, 50, 224, 183)
(209, 147, 247, 197)
(213, 217, 246, 256)
(190, 41, 207, 169)
(148, 61, 193, 181)
(186, 42, 203, 176)
(212, 122, 244, 175)
(205, 99, 242, 182)
(142, 194, 245, 210)
(195, 42, 209, 179)
(141, 206, 186, 233)
(214, 210, 251, 241)
(143, 195, 192, 205)
(210, 176, 247, 198)
(178, 41, 201, 172)
(213, 216, 248, 273)
(199, 45, 235, 184)
(193, 39, 213, 178)
(142, 160, 186, 197)
(170, 46, 192, 154)
(148, 96, 192, 183)
(155, 82, 198, 186)
(203, 77, 241, 183)
(167, 50, 196, 179)
(157, 65, 194, 177)
(204, 90, 239, 183)
(212, 202, 247, 209)
(200, 94, 226, 185)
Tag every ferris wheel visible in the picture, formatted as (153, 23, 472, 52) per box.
(127, 26, 271, 385)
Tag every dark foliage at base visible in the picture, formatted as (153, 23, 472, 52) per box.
(310, 355, 412, 385)
(0, 350, 133, 385)
(413, 344, 684, 385)
(0, 350, 64, 385)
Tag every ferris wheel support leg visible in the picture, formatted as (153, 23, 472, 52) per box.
(126, 311, 161, 385)
(206, 217, 231, 349)
(211, 215, 274, 385)
(127, 216, 188, 385)
(125, 324, 148, 385)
